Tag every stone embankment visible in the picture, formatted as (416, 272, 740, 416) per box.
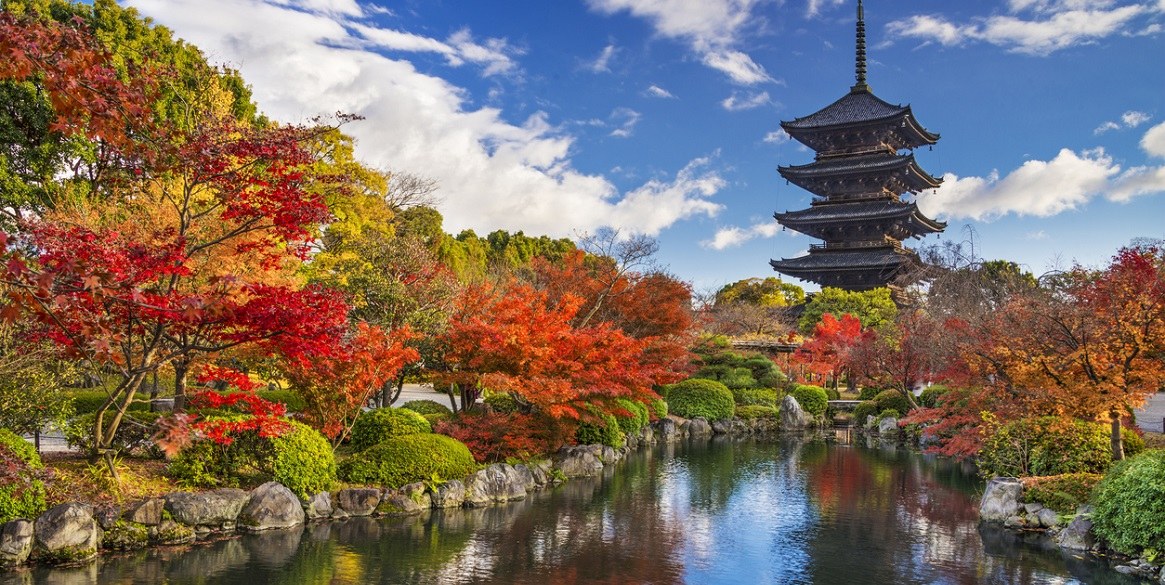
(1, 397, 819, 570)
(978, 477, 1164, 582)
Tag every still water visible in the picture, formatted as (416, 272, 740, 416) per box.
(4, 434, 1142, 585)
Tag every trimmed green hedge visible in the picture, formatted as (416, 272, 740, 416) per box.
(917, 385, 950, 408)
(268, 420, 337, 499)
(613, 399, 649, 435)
(349, 408, 432, 452)
(400, 399, 453, 416)
(732, 388, 779, 407)
(979, 417, 1145, 478)
(790, 385, 829, 417)
(68, 390, 151, 416)
(575, 409, 624, 448)
(483, 393, 519, 414)
(853, 390, 913, 425)
(1093, 450, 1165, 554)
(338, 433, 477, 488)
(0, 429, 47, 523)
(666, 379, 734, 421)
(735, 405, 779, 420)
(1023, 473, 1102, 515)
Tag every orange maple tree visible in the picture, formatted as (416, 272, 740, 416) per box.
(794, 312, 863, 390)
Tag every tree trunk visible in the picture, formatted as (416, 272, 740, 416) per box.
(173, 358, 190, 412)
(1111, 411, 1125, 462)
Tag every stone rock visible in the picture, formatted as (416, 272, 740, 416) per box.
(780, 395, 809, 430)
(150, 519, 195, 545)
(526, 460, 554, 487)
(878, 417, 899, 435)
(554, 446, 605, 478)
(600, 445, 621, 464)
(400, 483, 432, 510)
(464, 464, 529, 507)
(1035, 508, 1060, 528)
(685, 417, 713, 439)
(124, 498, 165, 526)
(376, 492, 424, 516)
(655, 418, 680, 442)
(431, 480, 466, 508)
(1004, 515, 1026, 529)
(510, 465, 537, 493)
(165, 488, 248, 530)
(1023, 502, 1044, 514)
(0, 520, 34, 567)
(305, 492, 333, 520)
(638, 424, 655, 446)
(239, 482, 305, 532)
(711, 419, 733, 434)
(625, 433, 639, 450)
(865, 415, 877, 429)
(33, 503, 99, 563)
(1057, 514, 1096, 551)
(93, 504, 121, 530)
(101, 521, 149, 550)
(979, 477, 1024, 523)
(335, 488, 381, 517)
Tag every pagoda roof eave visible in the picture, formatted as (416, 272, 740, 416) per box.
(773, 201, 946, 234)
(770, 247, 920, 273)
(777, 153, 943, 190)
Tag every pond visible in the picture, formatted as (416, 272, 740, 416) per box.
(4, 433, 1141, 584)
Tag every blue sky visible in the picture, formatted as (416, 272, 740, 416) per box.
(124, 0, 1165, 293)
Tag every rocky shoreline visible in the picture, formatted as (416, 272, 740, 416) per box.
(1, 397, 819, 571)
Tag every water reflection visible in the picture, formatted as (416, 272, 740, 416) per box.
(2, 436, 1140, 585)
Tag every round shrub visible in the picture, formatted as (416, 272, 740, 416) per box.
(575, 409, 624, 448)
(824, 387, 841, 401)
(790, 385, 829, 417)
(735, 405, 779, 420)
(267, 421, 336, 499)
(719, 368, 758, 390)
(350, 408, 431, 452)
(858, 387, 883, 401)
(0, 429, 46, 523)
(650, 398, 668, 420)
(852, 401, 877, 425)
(1092, 450, 1165, 554)
(740, 356, 778, 378)
(401, 399, 453, 416)
(666, 379, 735, 421)
(254, 389, 307, 413)
(483, 393, 519, 414)
(979, 417, 1144, 478)
(918, 385, 950, 408)
(870, 390, 912, 415)
(756, 370, 789, 389)
(1023, 473, 1102, 514)
(168, 418, 336, 497)
(612, 399, 649, 435)
(732, 388, 779, 407)
(877, 409, 901, 422)
(338, 433, 477, 488)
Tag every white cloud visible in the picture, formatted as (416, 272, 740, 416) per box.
(1025, 230, 1049, 240)
(128, 0, 725, 239)
(764, 129, 792, 144)
(1123, 110, 1153, 128)
(609, 107, 642, 138)
(587, 43, 618, 72)
(701, 221, 780, 250)
(1095, 121, 1122, 134)
(1143, 121, 1165, 158)
(721, 91, 771, 111)
(1096, 110, 1153, 134)
(886, 2, 1153, 56)
(353, 24, 521, 76)
(585, 0, 774, 84)
(645, 84, 676, 98)
(805, 0, 846, 18)
(920, 125, 1165, 220)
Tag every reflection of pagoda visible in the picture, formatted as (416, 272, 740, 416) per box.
(771, 0, 945, 292)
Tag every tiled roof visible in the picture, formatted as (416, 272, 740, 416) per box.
(770, 247, 915, 271)
(783, 90, 908, 129)
(775, 200, 945, 232)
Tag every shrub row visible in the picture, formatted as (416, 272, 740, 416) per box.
(0, 429, 46, 524)
(979, 416, 1144, 478)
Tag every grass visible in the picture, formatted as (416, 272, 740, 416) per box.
(41, 452, 180, 508)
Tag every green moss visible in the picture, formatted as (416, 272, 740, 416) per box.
(338, 434, 477, 489)
(349, 408, 432, 451)
(666, 379, 734, 421)
(102, 520, 149, 550)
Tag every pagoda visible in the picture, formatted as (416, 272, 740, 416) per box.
(770, 0, 945, 292)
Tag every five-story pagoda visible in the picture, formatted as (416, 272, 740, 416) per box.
(771, 0, 945, 292)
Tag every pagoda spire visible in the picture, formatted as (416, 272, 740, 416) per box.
(851, 0, 870, 93)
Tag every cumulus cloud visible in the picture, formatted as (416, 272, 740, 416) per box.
(886, 1, 1155, 55)
(701, 221, 781, 250)
(920, 123, 1165, 220)
(585, 0, 774, 84)
(128, 0, 725, 238)
(645, 84, 676, 98)
(805, 0, 846, 18)
(721, 91, 771, 111)
(764, 129, 792, 144)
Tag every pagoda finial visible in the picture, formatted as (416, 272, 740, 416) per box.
(852, 0, 870, 93)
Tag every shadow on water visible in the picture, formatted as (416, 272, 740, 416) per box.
(2, 434, 1143, 585)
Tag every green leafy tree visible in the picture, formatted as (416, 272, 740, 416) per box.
(799, 287, 897, 334)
